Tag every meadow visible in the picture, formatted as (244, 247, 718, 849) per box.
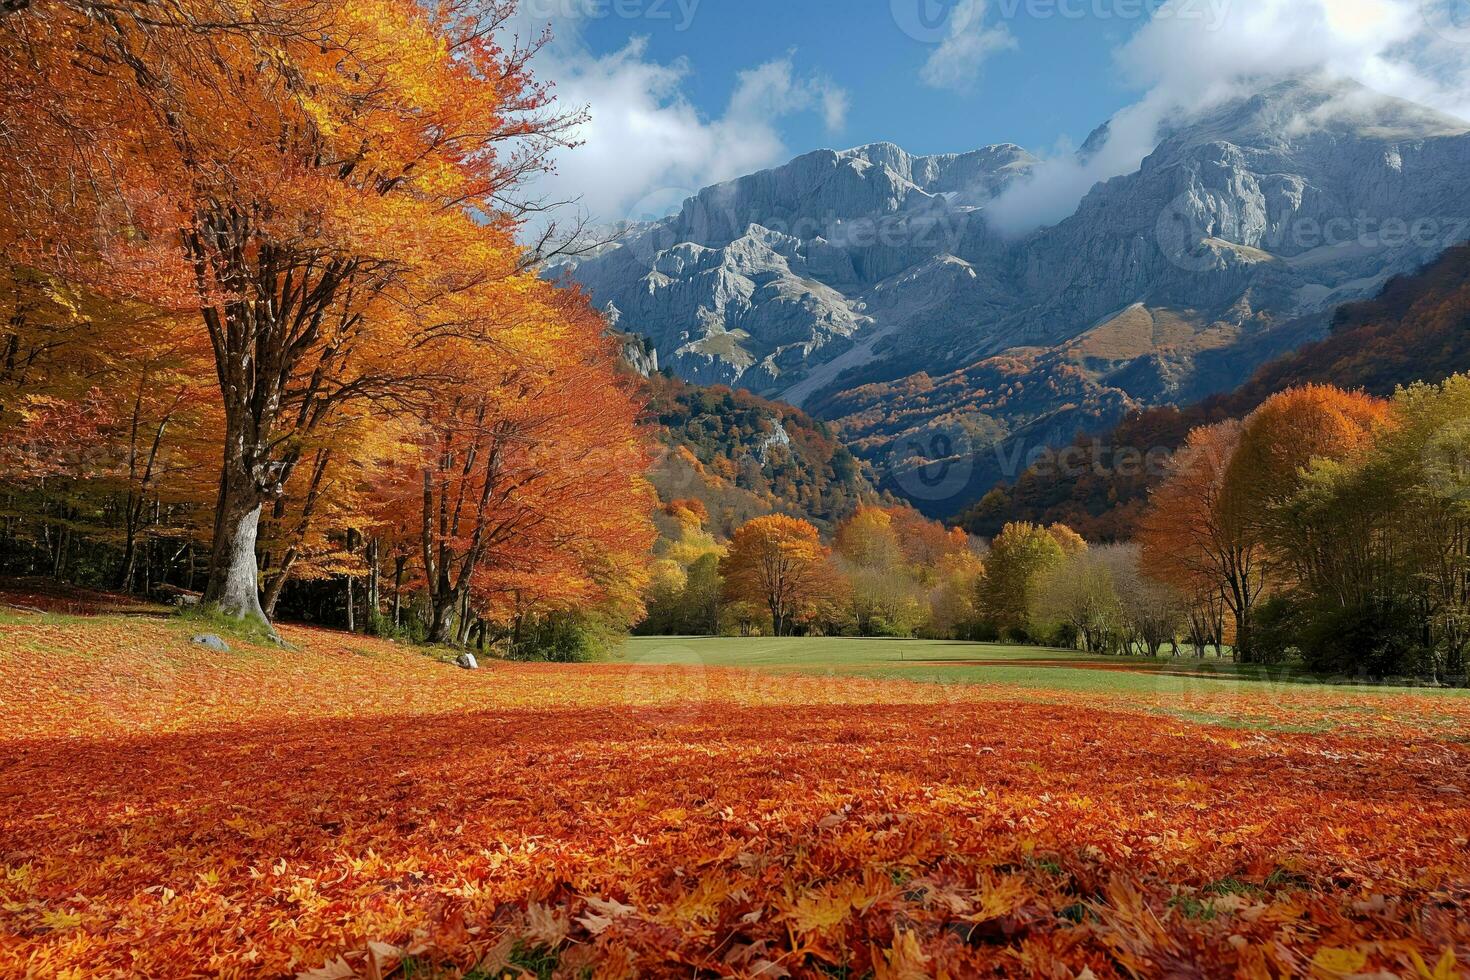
(2, 611, 1469, 978)
(620, 635, 1470, 733)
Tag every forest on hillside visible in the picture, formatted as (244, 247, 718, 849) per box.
(961, 245, 1470, 540)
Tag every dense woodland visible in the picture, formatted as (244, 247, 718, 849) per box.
(0, 0, 655, 655)
(642, 373, 879, 536)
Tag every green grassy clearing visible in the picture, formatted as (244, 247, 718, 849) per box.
(617, 635, 1470, 702)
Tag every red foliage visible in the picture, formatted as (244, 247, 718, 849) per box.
(2, 617, 1468, 977)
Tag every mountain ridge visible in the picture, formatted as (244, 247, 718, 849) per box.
(958, 242, 1470, 540)
(563, 75, 1470, 515)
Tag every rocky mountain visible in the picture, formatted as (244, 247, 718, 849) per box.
(559, 140, 1037, 394)
(958, 243, 1470, 541)
(562, 76, 1470, 515)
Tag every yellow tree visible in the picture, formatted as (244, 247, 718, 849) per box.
(721, 515, 830, 637)
(835, 507, 903, 569)
(977, 521, 1079, 637)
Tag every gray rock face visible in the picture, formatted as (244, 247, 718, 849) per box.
(563, 78, 1470, 432)
(190, 634, 230, 653)
(561, 141, 1036, 398)
(605, 310, 659, 377)
(455, 652, 479, 671)
(1005, 79, 1470, 360)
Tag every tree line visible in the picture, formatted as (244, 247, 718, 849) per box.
(0, 0, 656, 651)
(642, 502, 992, 642)
(650, 376, 1470, 684)
(1140, 379, 1470, 681)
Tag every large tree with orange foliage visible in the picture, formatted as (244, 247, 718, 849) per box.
(1224, 384, 1392, 569)
(1138, 421, 1263, 660)
(721, 515, 831, 637)
(0, 0, 579, 628)
(371, 290, 654, 645)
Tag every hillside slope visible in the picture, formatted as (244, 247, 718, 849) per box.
(960, 244, 1470, 539)
(639, 372, 879, 538)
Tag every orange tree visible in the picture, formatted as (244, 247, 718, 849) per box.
(372, 288, 655, 646)
(721, 515, 831, 637)
(0, 0, 579, 628)
(1225, 385, 1392, 577)
(1139, 421, 1265, 661)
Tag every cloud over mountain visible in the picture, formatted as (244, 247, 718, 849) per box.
(988, 0, 1470, 234)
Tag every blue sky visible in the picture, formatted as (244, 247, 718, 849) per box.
(570, 0, 1135, 157)
(519, 0, 1470, 230)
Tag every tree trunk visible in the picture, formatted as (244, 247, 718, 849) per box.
(118, 522, 139, 593)
(366, 538, 379, 625)
(51, 521, 69, 581)
(262, 563, 290, 619)
(455, 590, 474, 647)
(345, 528, 360, 633)
(204, 462, 270, 628)
(392, 555, 406, 628)
(345, 575, 355, 633)
(429, 592, 459, 645)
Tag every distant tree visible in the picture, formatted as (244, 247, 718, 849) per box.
(890, 508, 970, 572)
(835, 506, 903, 570)
(1226, 384, 1392, 576)
(1104, 544, 1187, 657)
(924, 550, 986, 639)
(979, 522, 1074, 638)
(721, 515, 829, 637)
(1139, 421, 1266, 662)
(1047, 524, 1088, 559)
(845, 565, 925, 637)
(682, 553, 724, 636)
(1033, 549, 1120, 653)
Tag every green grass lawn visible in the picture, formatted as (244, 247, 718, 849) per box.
(617, 635, 1470, 701)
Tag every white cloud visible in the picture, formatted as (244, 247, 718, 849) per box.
(728, 57, 851, 132)
(918, 0, 1017, 91)
(519, 13, 849, 230)
(985, 0, 1470, 235)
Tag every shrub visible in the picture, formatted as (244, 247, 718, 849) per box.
(1298, 596, 1431, 679)
(1003, 625, 1032, 645)
(1250, 596, 1303, 667)
(511, 613, 624, 663)
(969, 621, 1001, 643)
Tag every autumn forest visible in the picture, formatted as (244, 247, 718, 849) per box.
(3, 0, 1470, 977)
